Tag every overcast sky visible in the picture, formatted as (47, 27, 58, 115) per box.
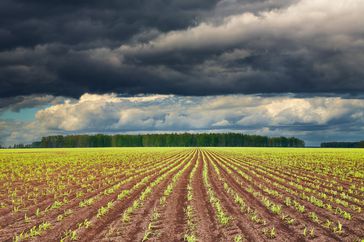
(1, 0, 363, 146)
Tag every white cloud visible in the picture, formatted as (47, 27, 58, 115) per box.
(212, 119, 231, 127)
(1, 93, 364, 146)
(36, 94, 364, 131)
(34, 93, 364, 132)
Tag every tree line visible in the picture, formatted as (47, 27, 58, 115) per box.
(321, 141, 364, 148)
(24, 133, 306, 148)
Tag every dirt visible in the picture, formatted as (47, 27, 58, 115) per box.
(188, 150, 223, 242)
(49, 151, 191, 242)
(131, 150, 198, 241)
(1, 148, 363, 242)
(0, 151, 188, 241)
(244, 156, 364, 205)
(205, 151, 295, 242)
(209, 150, 361, 241)
(88, 150, 196, 241)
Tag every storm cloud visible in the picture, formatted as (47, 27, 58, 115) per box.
(0, 0, 363, 98)
(1, 0, 364, 146)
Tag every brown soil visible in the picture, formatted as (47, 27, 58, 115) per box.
(1, 148, 363, 242)
(131, 150, 198, 241)
(227, 154, 364, 237)
(45, 151, 192, 242)
(0, 150, 189, 241)
(85, 150, 196, 241)
(243, 156, 364, 206)
(0, 152, 185, 228)
(188, 150, 223, 242)
(209, 150, 362, 241)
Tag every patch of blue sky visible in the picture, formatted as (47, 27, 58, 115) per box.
(0, 106, 49, 121)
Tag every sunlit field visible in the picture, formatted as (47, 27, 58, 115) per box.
(0, 148, 363, 241)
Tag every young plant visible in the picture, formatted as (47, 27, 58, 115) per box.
(263, 227, 276, 239)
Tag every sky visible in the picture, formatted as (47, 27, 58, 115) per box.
(0, 0, 364, 146)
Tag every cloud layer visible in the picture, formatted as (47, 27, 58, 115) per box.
(1, 1, 363, 146)
(1, 93, 363, 146)
(1, 0, 364, 97)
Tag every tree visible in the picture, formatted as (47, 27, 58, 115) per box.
(35, 133, 305, 148)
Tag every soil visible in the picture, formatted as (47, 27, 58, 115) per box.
(1, 148, 363, 242)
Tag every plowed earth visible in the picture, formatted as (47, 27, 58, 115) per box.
(0, 148, 363, 242)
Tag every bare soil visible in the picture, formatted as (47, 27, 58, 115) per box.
(1, 149, 363, 242)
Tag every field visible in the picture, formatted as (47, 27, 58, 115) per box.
(0, 148, 363, 242)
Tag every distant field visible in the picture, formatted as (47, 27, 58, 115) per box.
(0, 148, 363, 241)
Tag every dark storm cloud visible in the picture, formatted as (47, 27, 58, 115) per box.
(0, 0, 364, 100)
(0, 95, 67, 113)
(0, 0, 218, 51)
